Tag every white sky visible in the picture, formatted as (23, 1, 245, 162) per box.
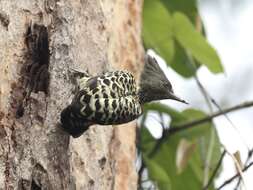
(198, 1, 253, 189)
(145, 0, 253, 189)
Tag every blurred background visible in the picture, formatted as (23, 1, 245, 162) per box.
(143, 0, 253, 189)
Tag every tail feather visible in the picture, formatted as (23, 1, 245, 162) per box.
(60, 106, 92, 138)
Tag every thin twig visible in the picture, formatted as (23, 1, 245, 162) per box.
(203, 150, 226, 190)
(203, 126, 216, 186)
(186, 27, 249, 185)
(187, 50, 215, 187)
(192, 75, 249, 188)
(167, 101, 253, 135)
(194, 75, 213, 112)
(234, 149, 253, 189)
(225, 151, 247, 190)
(193, 71, 214, 187)
(217, 162, 253, 190)
(211, 98, 250, 151)
(149, 100, 253, 157)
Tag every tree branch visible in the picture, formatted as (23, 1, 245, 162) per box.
(168, 101, 253, 135)
(149, 101, 253, 158)
(203, 150, 226, 190)
(217, 162, 253, 190)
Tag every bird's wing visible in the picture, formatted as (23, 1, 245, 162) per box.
(71, 71, 142, 125)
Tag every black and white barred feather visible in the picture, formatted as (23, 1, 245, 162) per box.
(61, 55, 187, 137)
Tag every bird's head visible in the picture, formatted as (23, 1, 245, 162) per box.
(138, 54, 188, 104)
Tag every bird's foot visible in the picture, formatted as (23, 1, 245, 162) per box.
(68, 67, 91, 92)
(69, 67, 90, 79)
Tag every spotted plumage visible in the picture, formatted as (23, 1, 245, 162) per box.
(79, 71, 141, 123)
(61, 54, 187, 138)
(61, 71, 142, 137)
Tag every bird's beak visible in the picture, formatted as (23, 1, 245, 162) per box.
(169, 92, 189, 104)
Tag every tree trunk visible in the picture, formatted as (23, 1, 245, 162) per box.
(0, 0, 143, 189)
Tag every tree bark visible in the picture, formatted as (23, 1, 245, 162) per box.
(0, 0, 143, 189)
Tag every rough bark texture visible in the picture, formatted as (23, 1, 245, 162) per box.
(0, 0, 143, 189)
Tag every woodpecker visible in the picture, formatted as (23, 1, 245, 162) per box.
(60, 55, 187, 138)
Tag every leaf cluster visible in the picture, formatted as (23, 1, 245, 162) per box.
(140, 0, 224, 189)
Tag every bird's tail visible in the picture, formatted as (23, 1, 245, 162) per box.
(60, 106, 91, 138)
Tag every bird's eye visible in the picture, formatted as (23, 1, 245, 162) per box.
(163, 82, 172, 90)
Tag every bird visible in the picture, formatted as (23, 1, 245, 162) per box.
(60, 54, 188, 138)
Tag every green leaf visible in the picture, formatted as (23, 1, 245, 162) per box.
(172, 12, 223, 73)
(176, 139, 196, 174)
(144, 156, 172, 190)
(161, 0, 198, 22)
(176, 138, 196, 174)
(144, 103, 183, 122)
(142, 0, 174, 62)
(144, 103, 212, 139)
(143, 131, 201, 190)
(203, 127, 223, 180)
(170, 41, 196, 78)
(173, 109, 212, 139)
(140, 106, 222, 190)
(139, 125, 156, 152)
